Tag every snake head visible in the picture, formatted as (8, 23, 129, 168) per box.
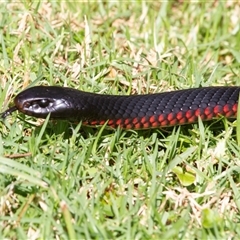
(14, 86, 77, 119)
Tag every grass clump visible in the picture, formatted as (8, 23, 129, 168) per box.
(0, 1, 240, 239)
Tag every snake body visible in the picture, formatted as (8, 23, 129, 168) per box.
(1, 86, 239, 129)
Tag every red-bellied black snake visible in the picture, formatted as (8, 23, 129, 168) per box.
(1, 86, 239, 129)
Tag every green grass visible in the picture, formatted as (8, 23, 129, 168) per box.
(0, 1, 240, 239)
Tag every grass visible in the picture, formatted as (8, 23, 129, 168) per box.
(0, 1, 240, 239)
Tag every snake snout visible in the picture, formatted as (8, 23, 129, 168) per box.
(14, 95, 26, 112)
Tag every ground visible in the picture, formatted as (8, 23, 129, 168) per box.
(0, 1, 240, 239)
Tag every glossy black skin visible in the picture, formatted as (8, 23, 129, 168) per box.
(14, 86, 85, 119)
(1, 86, 240, 129)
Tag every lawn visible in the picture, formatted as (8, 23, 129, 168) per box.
(0, 1, 240, 239)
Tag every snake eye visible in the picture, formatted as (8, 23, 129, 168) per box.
(38, 99, 50, 108)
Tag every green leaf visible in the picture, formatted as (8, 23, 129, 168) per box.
(172, 166, 196, 186)
(201, 208, 222, 229)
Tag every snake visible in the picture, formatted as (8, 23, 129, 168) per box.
(1, 86, 239, 129)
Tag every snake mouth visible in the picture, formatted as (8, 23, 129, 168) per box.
(15, 98, 58, 117)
